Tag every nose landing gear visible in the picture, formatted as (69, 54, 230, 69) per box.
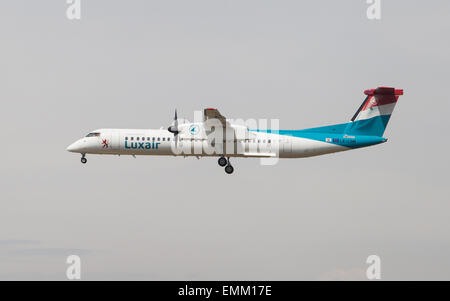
(218, 156, 234, 174)
(81, 154, 87, 164)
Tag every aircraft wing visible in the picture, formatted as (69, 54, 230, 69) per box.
(203, 108, 228, 127)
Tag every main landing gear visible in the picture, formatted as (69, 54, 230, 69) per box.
(218, 157, 227, 167)
(81, 154, 87, 164)
(218, 156, 234, 174)
(225, 164, 234, 174)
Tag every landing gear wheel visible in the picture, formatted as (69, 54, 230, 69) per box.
(218, 157, 227, 167)
(81, 157, 87, 164)
(225, 165, 234, 174)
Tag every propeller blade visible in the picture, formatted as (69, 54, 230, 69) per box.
(174, 109, 179, 148)
(168, 109, 179, 149)
(174, 109, 178, 129)
(168, 109, 179, 134)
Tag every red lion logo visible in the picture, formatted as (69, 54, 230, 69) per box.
(102, 139, 109, 148)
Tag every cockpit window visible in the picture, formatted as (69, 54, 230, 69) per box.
(86, 132, 100, 137)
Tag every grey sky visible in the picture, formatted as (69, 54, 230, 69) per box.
(0, 1, 449, 280)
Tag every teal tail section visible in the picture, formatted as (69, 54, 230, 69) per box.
(344, 115, 392, 137)
(252, 87, 403, 150)
(305, 87, 403, 137)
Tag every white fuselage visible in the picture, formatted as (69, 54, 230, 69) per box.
(66, 89, 399, 174)
(67, 128, 349, 159)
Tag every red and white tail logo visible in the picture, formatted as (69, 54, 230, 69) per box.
(353, 87, 403, 122)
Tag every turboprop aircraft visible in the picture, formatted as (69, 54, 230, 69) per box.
(67, 87, 403, 174)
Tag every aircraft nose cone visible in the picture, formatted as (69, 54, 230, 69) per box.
(67, 141, 81, 152)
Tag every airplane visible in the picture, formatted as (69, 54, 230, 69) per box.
(67, 86, 403, 174)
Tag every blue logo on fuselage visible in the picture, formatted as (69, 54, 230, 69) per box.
(189, 124, 200, 135)
(124, 140, 160, 150)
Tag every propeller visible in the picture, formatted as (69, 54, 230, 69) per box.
(167, 109, 179, 147)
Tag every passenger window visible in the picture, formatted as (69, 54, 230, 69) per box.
(162, 138, 166, 141)
(168, 138, 171, 141)
(125, 137, 128, 140)
(131, 137, 134, 141)
(137, 137, 140, 141)
(147, 137, 150, 141)
(157, 137, 160, 141)
(268, 140, 271, 143)
(142, 137, 145, 141)
(152, 137, 155, 141)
